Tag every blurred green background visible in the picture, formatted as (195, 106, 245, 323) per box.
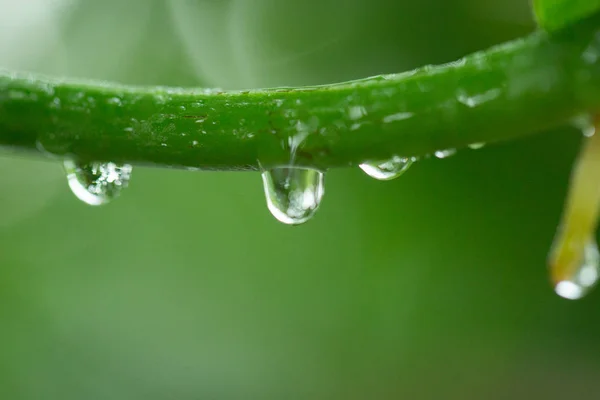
(1, 0, 599, 398)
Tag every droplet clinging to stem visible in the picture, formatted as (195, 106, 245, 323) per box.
(64, 160, 132, 206)
(262, 167, 324, 225)
(359, 156, 413, 180)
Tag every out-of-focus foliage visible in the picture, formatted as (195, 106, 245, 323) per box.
(534, 0, 600, 31)
(1, 1, 599, 399)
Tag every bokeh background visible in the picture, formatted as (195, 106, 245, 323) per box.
(1, 0, 599, 399)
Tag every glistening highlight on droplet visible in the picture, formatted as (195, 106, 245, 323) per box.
(64, 160, 132, 206)
(554, 240, 600, 300)
(434, 148, 457, 159)
(261, 167, 324, 225)
(359, 156, 413, 180)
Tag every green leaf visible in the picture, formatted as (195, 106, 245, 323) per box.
(534, 0, 600, 31)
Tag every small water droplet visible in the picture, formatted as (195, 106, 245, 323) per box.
(49, 97, 61, 109)
(582, 31, 600, 64)
(572, 114, 596, 137)
(64, 160, 132, 206)
(382, 112, 413, 123)
(348, 106, 367, 120)
(359, 156, 413, 180)
(107, 97, 122, 106)
(261, 167, 324, 225)
(555, 240, 600, 300)
(434, 149, 457, 159)
(468, 142, 486, 150)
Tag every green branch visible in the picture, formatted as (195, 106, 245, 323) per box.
(1, 12, 600, 171)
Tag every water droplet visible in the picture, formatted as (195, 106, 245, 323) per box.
(456, 88, 501, 108)
(359, 156, 413, 180)
(64, 160, 132, 206)
(468, 142, 486, 150)
(555, 240, 600, 300)
(572, 114, 596, 137)
(107, 97, 122, 106)
(434, 149, 456, 159)
(261, 167, 324, 225)
(382, 112, 413, 123)
(49, 97, 61, 109)
(582, 31, 600, 64)
(348, 106, 367, 120)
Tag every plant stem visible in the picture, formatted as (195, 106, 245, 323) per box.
(1, 13, 600, 171)
(548, 115, 600, 286)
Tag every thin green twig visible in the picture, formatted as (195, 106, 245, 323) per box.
(1, 12, 600, 171)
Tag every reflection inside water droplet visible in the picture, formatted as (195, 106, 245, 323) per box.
(261, 167, 324, 225)
(359, 156, 413, 180)
(64, 160, 132, 206)
(555, 240, 600, 300)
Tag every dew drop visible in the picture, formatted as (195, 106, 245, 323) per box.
(359, 156, 413, 181)
(107, 97, 122, 106)
(261, 167, 324, 225)
(49, 97, 61, 109)
(348, 106, 367, 120)
(64, 160, 132, 206)
(468, 142, 486, 150)
(434, 148, 457, 159)
(572, 114, 596, 137)
(554, 240, 600, 300)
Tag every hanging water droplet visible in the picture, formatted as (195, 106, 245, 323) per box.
(261, 167, 324, 225)
(64, 160, 132, 206)
(434, 148, 457, 159)
(554, 240, 600, 300)
(468, 142, 486, 150)
(359, 156, 413, 180)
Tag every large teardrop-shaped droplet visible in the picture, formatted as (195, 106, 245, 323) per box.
(64, 160, 132, 206)
(359, 156, 413, 181)
(261, 167, 324, 225)
(554, 240, 600, 300)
